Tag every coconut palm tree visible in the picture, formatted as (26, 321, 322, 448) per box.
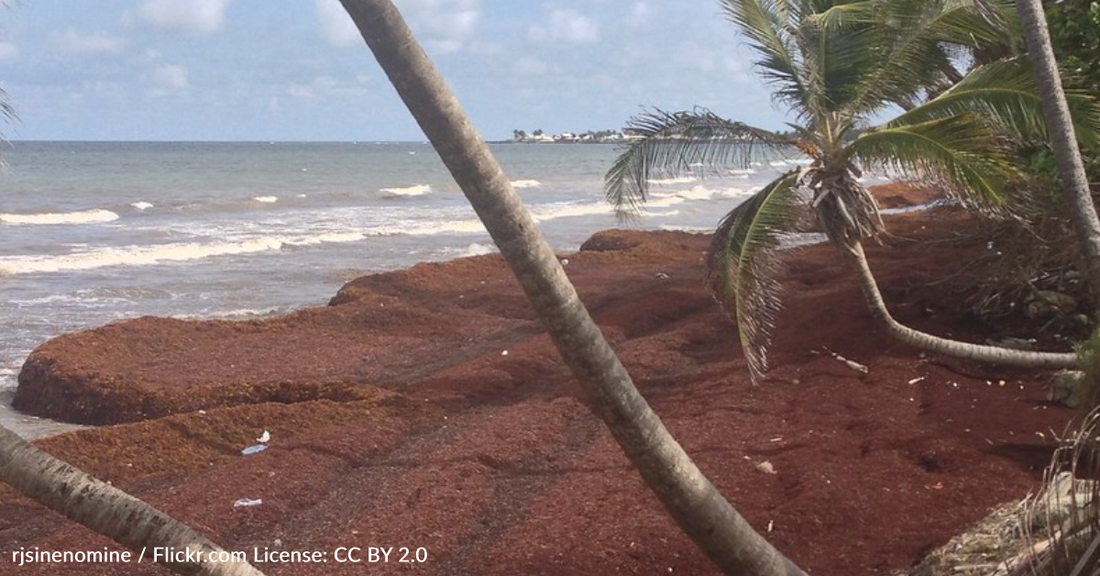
(605, 0, 1100, 383)
(1014, 0, 1100, 319)
(0, 425, 265, 576)
(337, 1, 807, 574)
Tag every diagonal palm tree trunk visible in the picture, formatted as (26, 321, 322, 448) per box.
(1015, 0, 1100, 320)
(336, 1, 807, 575)
(845, 241, 1078, 368)
(0, 425, 265, 576)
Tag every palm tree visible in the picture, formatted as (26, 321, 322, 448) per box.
(606, 0, 1100, 383)
(337, 1, 807, 574)
(1014, 0, 1100, 319)
(0, 425, 265, 576)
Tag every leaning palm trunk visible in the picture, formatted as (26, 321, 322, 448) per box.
(845, 241, 1077, 368)
(1015, 0, 1100, 320)
(0, 425, 265, 576)
(336, 1, 807, 575)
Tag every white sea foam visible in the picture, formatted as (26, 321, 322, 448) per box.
(379, 184, 431, 197)
(172, 306, 285, 321)
(286, 232, 367, 246)
(646, 185, 748, 208)
(377, 219, 486, 236)
(658, 224, 714, 233)
(531, 202, 612, 222)
(0, 209, 120, 225)
(511, 179, 542, 189)
(130, 201, 155, 211)
(253, 196, 278, 203)
(445, 243, 496, 258)
(0, 238, 285, 275)
(647, 176, 697, 186)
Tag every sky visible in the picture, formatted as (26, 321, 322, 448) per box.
(0, 0, 792, 142)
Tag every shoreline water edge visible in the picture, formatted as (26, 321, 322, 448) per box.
(1, 141, 891, 438)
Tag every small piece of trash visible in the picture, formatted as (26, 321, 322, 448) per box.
(257, 430, 271, 444)
(241, 444, 268, 456)
(755, 461, 777, 475)
(560, 258, 570, 266)
(839, 357, 868, 373)
(767, 520, 774, 532)
(655, 272, 670, 279)
(907, 377, 925, 385)
(820, 347, 868, 374)
(233, 498, 263, 507)
(501, 350, 509, 356)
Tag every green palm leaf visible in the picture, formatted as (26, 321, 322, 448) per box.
(844, 114, 1020, 211)
(720, 0, 812, 116)
(604, 108, 799, 218)
(889, 58, 1100, 149)
(841, 0, 1018, 117)
(708, 170, 807, 383)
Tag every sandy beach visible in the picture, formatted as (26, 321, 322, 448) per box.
(1, 185, 1076, 575)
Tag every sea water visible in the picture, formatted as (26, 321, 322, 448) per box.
(0, 141, 805, 438)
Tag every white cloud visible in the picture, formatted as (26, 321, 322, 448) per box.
(287, 75, 369, 99)
(130, 0, 233, 35)
(153, 65, 189, 90)
(513, 56, 547, 76)
(530, 9, 599, 45)
(314, 0, 361, 47)
(51, 29, 123, 55)
(314, 0, 480, 53)
(629, 2, 654, 28)
(0, 42, 17, 61)
(396, 0, 482, 54)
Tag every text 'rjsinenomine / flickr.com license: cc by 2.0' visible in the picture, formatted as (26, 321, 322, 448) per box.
(10, 545, 429, 567)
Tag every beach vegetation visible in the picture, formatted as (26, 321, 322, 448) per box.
(605, 0, 1100, 382)
(1014, 0, 1100, 321)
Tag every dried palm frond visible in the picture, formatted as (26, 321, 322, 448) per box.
(1014, 403, 1100, 576)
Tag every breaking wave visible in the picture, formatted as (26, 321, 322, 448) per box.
(0, 209, 120, 226)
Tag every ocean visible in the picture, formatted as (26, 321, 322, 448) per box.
(0, 140, 805, 438)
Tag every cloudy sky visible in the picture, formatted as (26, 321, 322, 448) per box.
(0, 0, 791, 142)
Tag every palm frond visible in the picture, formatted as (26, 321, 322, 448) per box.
(720, 0, 812, 116)
(844, 114, 1021, 211)
(798, 1, 890, 117)
(0, 88, 14, 167)
(1017, 402, 1100, 576)
(842, 0, 1020, 118)
(707, 170, 807, 383)
(932, 0, 1022, 56)
(890, 58, 1100, 149)
(808, 2, 877, 31)
(0, 88, 13, 123)
(604, 108, 799, 217)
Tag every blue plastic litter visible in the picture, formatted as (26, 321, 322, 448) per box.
(241, 444, 268, 456)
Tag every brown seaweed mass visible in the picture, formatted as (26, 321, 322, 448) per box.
(2, 187, 1076, 575)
